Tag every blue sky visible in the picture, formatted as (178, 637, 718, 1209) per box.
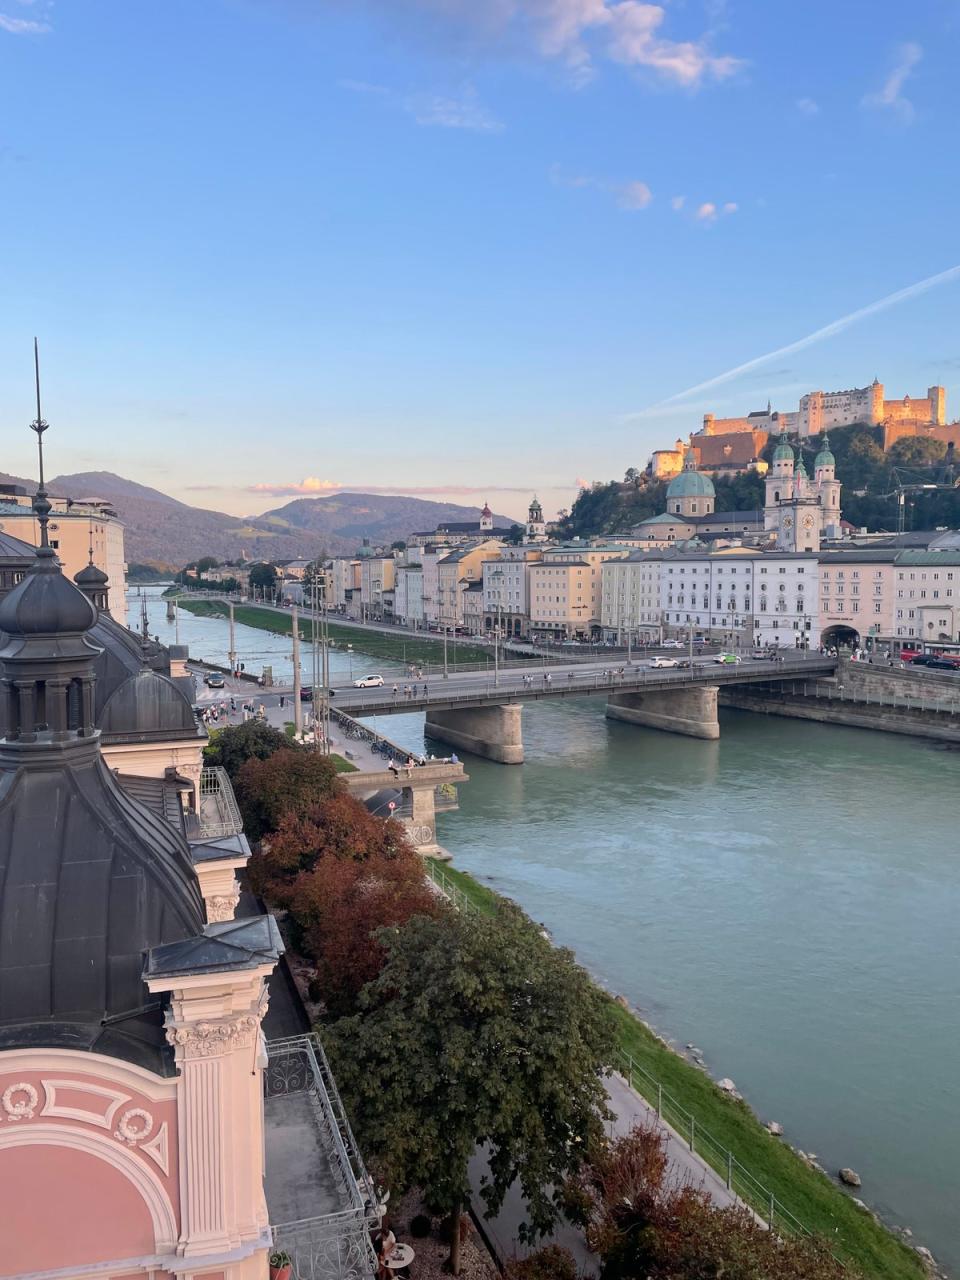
(1, 0, 958, 521)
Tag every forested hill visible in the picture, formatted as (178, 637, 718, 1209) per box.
(557, 424, 960, 540)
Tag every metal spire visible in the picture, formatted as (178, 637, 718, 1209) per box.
(29, 337, 53, 554)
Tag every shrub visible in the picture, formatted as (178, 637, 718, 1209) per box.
(505, 1245, 579, 1280)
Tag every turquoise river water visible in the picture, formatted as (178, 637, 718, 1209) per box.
(140, 589, 960, 1271)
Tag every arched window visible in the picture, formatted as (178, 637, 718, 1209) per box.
(774, 490, 780, 503)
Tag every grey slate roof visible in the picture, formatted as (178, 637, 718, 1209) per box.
(145, 915, 282, 979)
(0, 739, 206, 1072)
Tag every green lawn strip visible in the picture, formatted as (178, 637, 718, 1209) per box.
(425, 859, 923, 1280)
(177, 599, 493, 667)
(330, 753, 358, 773)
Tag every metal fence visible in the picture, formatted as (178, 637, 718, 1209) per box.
(265, 1035, 379, 1280)
(197, 766, 244, 839)
(425, 857, 484, 915)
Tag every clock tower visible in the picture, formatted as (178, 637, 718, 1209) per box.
(764, 431, 841, 552)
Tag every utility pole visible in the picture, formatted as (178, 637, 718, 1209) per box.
(443, 626, 448, 679)
(292, 605, 302, 734)
(228, 601, 236, 677)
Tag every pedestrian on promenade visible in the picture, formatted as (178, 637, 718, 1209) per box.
(392, 684, 399, 697)
(422, 683, 428, 697)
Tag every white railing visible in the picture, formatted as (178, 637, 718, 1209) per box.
(266, 1035, 379, 1280)
(197, 766, 244, 839)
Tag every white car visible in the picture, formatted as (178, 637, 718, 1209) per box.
(661, 640, 684, 649)
(649, 656, 680, 669)
(353, 674, 385, 688)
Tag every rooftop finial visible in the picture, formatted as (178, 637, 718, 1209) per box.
(29, 337, 53, 555)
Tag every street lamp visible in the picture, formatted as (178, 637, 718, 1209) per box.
(347, 643, 354, 679)
(491, 567, 505, 685)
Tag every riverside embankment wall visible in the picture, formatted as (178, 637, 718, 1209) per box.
(720, 658, 960, 743)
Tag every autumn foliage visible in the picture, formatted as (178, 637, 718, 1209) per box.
(570, 1125, 851, 1280)
(243, 746, 444, 1016)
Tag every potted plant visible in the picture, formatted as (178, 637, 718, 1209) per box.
(269, 1249, 293, 1280)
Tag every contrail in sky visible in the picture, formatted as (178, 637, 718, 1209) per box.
(625, 263, 960, 420)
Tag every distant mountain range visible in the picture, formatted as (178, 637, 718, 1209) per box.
(0, 470, 515, 568)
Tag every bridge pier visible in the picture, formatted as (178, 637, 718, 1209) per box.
(606, 685, 720, 740)
(425, 702, 524, 764)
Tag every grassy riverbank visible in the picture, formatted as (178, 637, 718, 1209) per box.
(177, 599, 494, 667)
(426, 860, 924, 1280)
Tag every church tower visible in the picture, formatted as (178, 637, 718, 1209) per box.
(814, 433, 842, 539)
(526, 495, 546, 542)
(479, 502, 493, 532)
(764, 430, 795, 530)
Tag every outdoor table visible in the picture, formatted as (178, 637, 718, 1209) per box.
(384, 1244, 415, 1270)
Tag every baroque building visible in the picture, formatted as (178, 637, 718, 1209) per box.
(764, 432, 842, 552)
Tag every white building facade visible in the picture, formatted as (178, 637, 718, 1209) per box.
(600, 552, 664, 643)
(482, 546, 543, 638)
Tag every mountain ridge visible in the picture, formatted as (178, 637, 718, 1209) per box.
(0, 469, 517, 567)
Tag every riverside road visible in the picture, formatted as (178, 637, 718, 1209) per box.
(327, 652, 837, 716)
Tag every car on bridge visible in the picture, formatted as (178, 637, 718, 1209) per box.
(649, 656, 680, 669)
(714, 653, 742, 665)
(204, 672, 226, 688)
(353, 673, 385, 688)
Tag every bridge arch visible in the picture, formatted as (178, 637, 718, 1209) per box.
(821, 624, 859, 650)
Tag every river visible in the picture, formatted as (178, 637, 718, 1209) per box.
(137, 587, 960, 1270)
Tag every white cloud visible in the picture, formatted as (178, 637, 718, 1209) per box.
(862, 42, 922, 122)
(617, 180, 653, 210)
(351, 1, 742, 90)
(796, 97, 819, 116)
(695, 201, 717, 222)
(404, 84, 504, 132)
(722, 201, 738, 214)
(339, 78, 390, 95)
(0, 11, 49, 33)
(670, 195, 685, 210)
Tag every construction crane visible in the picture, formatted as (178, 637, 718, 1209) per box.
(878, 467, 960, 534)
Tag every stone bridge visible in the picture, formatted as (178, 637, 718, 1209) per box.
(334, 655, 839, 763)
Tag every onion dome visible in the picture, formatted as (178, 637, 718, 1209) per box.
(74, 559, 110, 614)
(814, 433, 835, 469)
(666, 468, 715, 500)
(0, 550, 97, 639)
(772, 432, 795, 463)
(481, 502, 493, 518)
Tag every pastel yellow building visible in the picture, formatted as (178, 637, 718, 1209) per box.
(529, 543, 628, 639)
(0, 491, 126, 620)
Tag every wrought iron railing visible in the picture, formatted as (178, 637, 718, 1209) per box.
(265, 1035, 379, 1280)
(197, 766, 243, 839)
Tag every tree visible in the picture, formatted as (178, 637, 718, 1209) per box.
(888, 436, 948, 467)
(327, 907, 617, 1274)
(282, 834, 446, 1016)
(249, 562, 278, 593)
(391, 540, 407, 551)
(250, 791, 411, 894)
(234, 748, 342, 842)
(195, 556, 219, 577)
(624, 467, 641, 487)
(573, 1125, 850, 1280)
(204, 718, 290, 780)
(504, 523, 525, 545)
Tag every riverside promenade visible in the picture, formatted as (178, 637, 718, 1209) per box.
(469, 1070, 740, 1271)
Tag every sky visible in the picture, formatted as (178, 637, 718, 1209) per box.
(1, 0, 959, 521)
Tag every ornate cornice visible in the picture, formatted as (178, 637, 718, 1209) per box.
(165, 1015, 259, 1059)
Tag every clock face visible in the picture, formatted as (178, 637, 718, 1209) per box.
(802, 514, 815, 529)
(782, 516, 793, 528)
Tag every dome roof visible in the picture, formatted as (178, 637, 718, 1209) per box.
(74, 560, 109, 587)
(772, 435, 795, 462)
(815, 434, 835, 468)
(666, 468, 715, 499)
(99, 669, 199, 740)
(0, 738, 205, 1070)
(0, 554, 97, 637)
(481, 502, 492, 517)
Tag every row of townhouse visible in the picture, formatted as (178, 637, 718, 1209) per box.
(321, 535, 960, 650)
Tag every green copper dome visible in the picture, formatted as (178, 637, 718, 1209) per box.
(814, 433, 835, 468)
(772, 433, 795, 463)
(666, 468, 715, 500)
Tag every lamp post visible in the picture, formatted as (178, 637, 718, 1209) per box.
(491, 567, 505, 685)
(347, 643, 354, 680)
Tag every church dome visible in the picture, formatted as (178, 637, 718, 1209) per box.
(815, 436, 835, 468)
(666, 468, 715, 500)
(99, 669, 199, 740)
(772, 435, 795, 463)
(481, 502, 493, 518)
(74, 561, 109, 588)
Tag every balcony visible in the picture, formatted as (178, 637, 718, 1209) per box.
(196, 766, 244, 840)
(265, 1035, 378, 1280)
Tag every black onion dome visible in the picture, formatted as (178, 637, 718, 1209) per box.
(0, 737, 206, 1070)
(0, 553, 97, 637)
(74, 561, 109, 587)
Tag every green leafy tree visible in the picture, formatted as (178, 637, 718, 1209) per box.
(391, 540, 407, 551)
(195, 556, 219, 577)
(204, 719, 291, 781)
(327, 907, 617, 1275)
(249, 562, 278, 593)
(504, 523, 525, 545)
(888, 436, 948, 467)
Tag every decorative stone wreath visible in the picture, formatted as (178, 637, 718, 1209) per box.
(114, 1107, 154, 1146)
(2, 1082, 38, 1121)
